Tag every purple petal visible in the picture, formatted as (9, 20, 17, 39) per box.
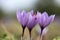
(37, 11, 41, 16)
(30, 10, 34, 15)
(27, 15, 37, 29)
(50, 15, 55, 22)
(44, 15, 55, 27)
(27, 14, 33, 28)
(21, 10, 26, 16)
(20, 12, 28, 26)
(27, 10, 34, 16)
(16, 10, 21, 24)
(49, 15, 55, 23)
(16, 10, 28, 27)
(37, 12, 42, 25)
(42, 12, 48, 17)
(41, 12, 48, 27)
(37, 11, 41, 18)
(21, 16, 28, 26)
(16, 10, 20, 18)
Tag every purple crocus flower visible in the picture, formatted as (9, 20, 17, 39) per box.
(27, 11, 37, 30)
(37, 11, 55, 35)
(27, 11, 37, 40)
(16, 10, 28, 40)
(16, 10, 28, 27)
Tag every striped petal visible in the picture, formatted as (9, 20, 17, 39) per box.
(37, 11, 42, 26)
(27, 15, 37, 29)
(41, 12, 48, 27)
(16, 10, 28, 27)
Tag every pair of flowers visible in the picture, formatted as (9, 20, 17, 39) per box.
(16, 10, 55, 40)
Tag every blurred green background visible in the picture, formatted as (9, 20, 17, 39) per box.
(0, 0, 60, 40)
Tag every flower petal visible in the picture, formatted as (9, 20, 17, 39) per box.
(42, 27, 48, 36)
(41, 12, 48, 27)
(37, 11, 41, 16)
(16, 10, 28, 27)
(16, 10, 21, 24)
(30, 10, 34, 15)
(42, 12, 48, 18)
(49, 15, 55, 23)
(27, 15, 37, 29)
(21, 10, 26, 16)
(27, 10, 34, 16)
(16, 10, 20, 18)
(44, 15, 55, 27)
(37, 11, 42, 25)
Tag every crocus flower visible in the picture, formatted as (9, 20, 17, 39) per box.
(37, 11, 55, 40)
(16, 10, 28, 27)
(27, 11, 37, 40)
(37, 11, 55, 35)
(16, 10, 28, 40)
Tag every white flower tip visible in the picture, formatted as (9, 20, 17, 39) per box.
(52, 14, 55, 20)
(53, 14, 55, 18)
(53, 14, 55, 21)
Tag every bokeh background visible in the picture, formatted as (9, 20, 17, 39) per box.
(0, 0, 60, 40)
